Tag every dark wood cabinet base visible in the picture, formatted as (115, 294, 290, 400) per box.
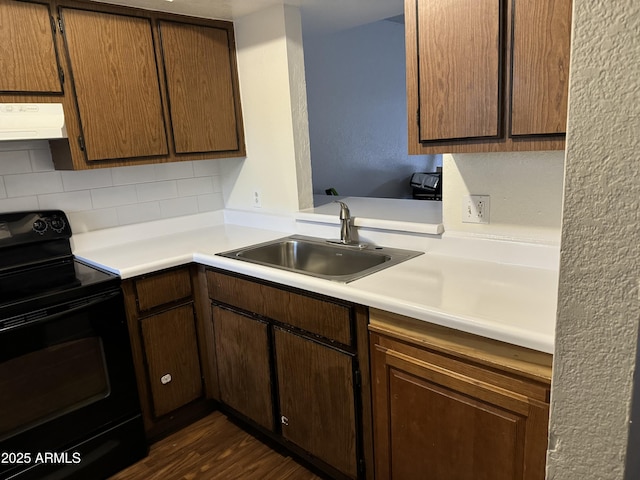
(206, 269, 373, 480)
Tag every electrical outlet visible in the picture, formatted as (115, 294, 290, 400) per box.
(252, 189, 262, 208)
(462, 195, 490, 224)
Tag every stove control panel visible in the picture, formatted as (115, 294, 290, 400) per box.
(0, 210, 72, 247)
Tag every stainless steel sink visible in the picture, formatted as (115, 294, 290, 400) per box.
(217, 235, 423, 282)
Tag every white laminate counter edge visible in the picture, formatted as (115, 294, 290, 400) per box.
(194, 253, 555, 354)
(298, 196, 444, 235)
(295, 212, 444, 235)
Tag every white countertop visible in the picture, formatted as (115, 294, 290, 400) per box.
(72, 211, 558, 354)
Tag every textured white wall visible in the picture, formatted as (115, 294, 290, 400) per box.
(221, 4, 312, 212)
(547, 0, 640, 478)
(304, 19, 440, 199)
(442, 151, 565, 243)
(285, 5, 313, 210)
(0, 140, 224, 232)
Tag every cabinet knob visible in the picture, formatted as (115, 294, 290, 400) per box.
(280, 415, 289, 426)
(160, 373, 172, 385)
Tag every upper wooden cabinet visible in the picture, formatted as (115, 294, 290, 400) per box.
(406, 0, 572, 153)
(0, 0, 62, 94)
(417, 0, 501, 142)
(60, 7, 169, 161)
(0, 0, 245, 170)
(511, 0, 572, 136)
(158, 20, 240, 154)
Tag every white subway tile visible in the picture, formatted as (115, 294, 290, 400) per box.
(197, 193, 225, 212)
(91, 185, 138, 209)
(211, 175, 222, 193)
(61, 169, 112, 191)
(0, 196, 39, 212)
(0, 151, 228, 230)
(177, 177, 214, 197)
(38, 190, 92, 212)
(193, 159, 221, 176)
(160, 196, 199, 218)
(154, 161, 194, 180)
(117, 202, 161, 225)
(111, 165, 157, 185)
(0, 150, 32, 175)
(4, 171, 63, 196)
(29, 148, 55, 172)
(136, 181, 178, 202)
(68, 208, 119, 233)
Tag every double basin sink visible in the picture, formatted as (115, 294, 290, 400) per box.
(217, 235, 423, 283)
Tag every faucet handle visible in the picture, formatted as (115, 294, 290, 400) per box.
(334, 200, 350, 219)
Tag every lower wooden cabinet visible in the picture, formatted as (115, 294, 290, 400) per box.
(369, 309, 552, 480)
(140, 304, 202, 417)
(274, 327, 358, 478)
(207, 269, 372, 480)
(213, 305, 273, 431)
(122, 265, 211, 439)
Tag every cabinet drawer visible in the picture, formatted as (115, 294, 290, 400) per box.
(135, 268, 192, 312)
(207, 271, 352, 345)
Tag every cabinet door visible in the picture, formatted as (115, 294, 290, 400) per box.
(371, 341, 549, 480)
(511, 0, 572, 135)
(158, 21, 239, 154)
(213, 306, 274, 431)
(60, 8, 168, 161)
(416, 0, 502, 141)
(274, 327, 357, 479)
(140, 304, 202, 417)
(0, 0, 62, 94)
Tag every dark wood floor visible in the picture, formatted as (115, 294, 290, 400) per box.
(109, 411, 324, 480)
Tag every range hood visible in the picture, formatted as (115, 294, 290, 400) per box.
(0, 103, 67, 141)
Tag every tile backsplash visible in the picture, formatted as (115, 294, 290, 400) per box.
(0, 140, 225, 232)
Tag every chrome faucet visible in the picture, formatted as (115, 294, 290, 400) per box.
(326, 201, 367, 248)
(335, 201, 353, 245)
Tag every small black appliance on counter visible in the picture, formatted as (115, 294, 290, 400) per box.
(410, 170, 442, 201)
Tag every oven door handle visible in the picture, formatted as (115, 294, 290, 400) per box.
(1, 289, 122, 333)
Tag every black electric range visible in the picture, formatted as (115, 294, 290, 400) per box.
(0, 210, 147, 480)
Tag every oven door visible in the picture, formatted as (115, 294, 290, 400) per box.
(0, 288, 144, 478)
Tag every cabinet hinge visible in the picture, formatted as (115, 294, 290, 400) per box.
(50, 15, 56, 34)
(58, 17, 64, 34)
(355, 369, 362, 388)
(58, 67, 64, 85)
(358, 458, 366, 476)
(78, 136, 85, 151)
(416, 109, 421, 129)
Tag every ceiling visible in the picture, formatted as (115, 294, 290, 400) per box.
(92, 0, 404, 35)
